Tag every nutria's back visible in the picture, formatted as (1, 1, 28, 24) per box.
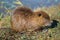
(11, 6, 52, 33)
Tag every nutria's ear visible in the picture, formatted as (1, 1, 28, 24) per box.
(13, 6, 33, 16)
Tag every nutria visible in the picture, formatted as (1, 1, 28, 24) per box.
(11, 6, 52, 33)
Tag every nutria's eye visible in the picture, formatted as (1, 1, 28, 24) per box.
(38, 14, 41, 16)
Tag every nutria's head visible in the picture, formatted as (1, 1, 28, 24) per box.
(31, 11, 52, 27)
(11, 6, 53, 32)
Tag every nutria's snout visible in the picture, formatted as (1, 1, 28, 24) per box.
(44, 20, 59, 28)
(44, 21, 53, 27)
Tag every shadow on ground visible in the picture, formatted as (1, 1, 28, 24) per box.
(48, 20, 59, 28)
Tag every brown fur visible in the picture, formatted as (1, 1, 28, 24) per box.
(11, 6, 51, 33)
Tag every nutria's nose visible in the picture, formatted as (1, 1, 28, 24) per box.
(44, 21, 53, 27)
